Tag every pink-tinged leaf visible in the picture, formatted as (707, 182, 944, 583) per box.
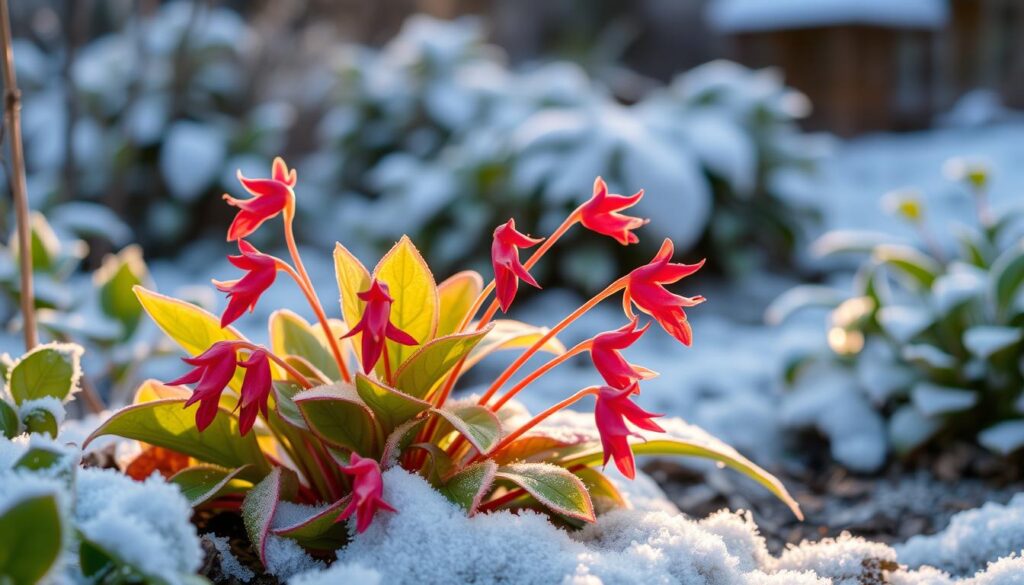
(272, 499, 350, 550)
(438, 461, 497, 515)
(494, 463, 595, 523)
(243, 467, 297, 567)
(293, 383, 381, 455)
(380, 418, 426, 469)
(169, 464, 254, 507)
(491, 430, 593, 465)
(431, 404, 502, 455)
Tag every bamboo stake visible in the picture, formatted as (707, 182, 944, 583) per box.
(0, 0, 37, 350)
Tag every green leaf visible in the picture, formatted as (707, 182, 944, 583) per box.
(169, 465, 254, 507)
(272, 499, 350, 550)
(14, 445, 66, 471)
(134, 286, 249, 391)
(243, 467, 298, 566)
(7, 343, 82, 405)
(431, 404, 501, 455)
(438, 461, 497, 514)
(573, 467, 626, 514)
(437, 271, 483, 336)
(269, 309, 341, 381)
(354, 373, 430, 434)
(0, 399, 18, 438)
(95, 245, 148, 337)
(559, 437, 803, 520)
(294, 383, 380, 455)
(84, 399, 270, 478)
(334, 242, 372, 364)
(495, 463, 595, 522)
(272, 381, 309, 430)
(873, 244, 942, 289)
(393, 325, 492, 400)
(373, 236, 439, 369)
(21, 407, 58, 438)
(0, 493, 63, 585)
(990, 242, 1024, 320)
(464, 319, 566, 370)
(380, 418, 426, 468)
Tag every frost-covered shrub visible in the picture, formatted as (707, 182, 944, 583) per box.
(771, 162, 1024, 471)
(17, 2, 293, 250)
(88, 158, 800, 576)
(310, 16, 825, 283)
(0, 341, 202, 584)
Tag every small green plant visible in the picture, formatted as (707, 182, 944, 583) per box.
(772, 160, 1024, 462)
(87, 158, 800, 572)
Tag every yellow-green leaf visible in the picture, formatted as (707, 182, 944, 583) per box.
(84, 399, 270, 479)
(0, 493, 63, 585)
(134, 286, 248, 391)
(294, 383, 380, 455)
(94, 245, 148, 337)
(393, 325, 493, 400)
(495, 463, 595, 522)
(464, 319, 566, 370)
(7, 343, 82, 405)
(169, 465, 253, 507)
(437, 271, 483, 336)
(354, 373, 430, 434)
(432, 404, 501, 455)
(438, 460, 497, 514)
(373, 236, 439, 370)
(333, 243, 371, 364)
(269, 310, 341, 380)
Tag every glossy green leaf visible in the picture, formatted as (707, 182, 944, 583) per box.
(21, 408, 58, 438)
(355, 373, 430, 434)
(464, 319, 566, 370)
(393, 325, 492, 400)
(95, 245, 147, 337)
(437, 271, 483, 336)
(243, 467, 298, 566)
(0, 399, 18, 438)
(7, 343, 82, 405)
(573, 467, 627, 514)
(134, 286, 249, 391)
(431, 404, 501, 455)
(84, 399, 269, 478)
(438, 460, 497, 514)
(334, 242, 372, 364)
(495, 463, 595, 522)
(873, 244, 942, 289)
(558, 437, 803, 520)
(170, 465, 254, 507)
(373, 236, 439, 369)
(380, 418, 426, 468)
(269, 309, 341, 381)
(294, 383, 380, 455)
(0, 493, 63, 585)
(272, 499, 350, 550)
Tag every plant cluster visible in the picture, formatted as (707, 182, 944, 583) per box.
(772, 161, 1024, 470)
(87, 158, 800, 573)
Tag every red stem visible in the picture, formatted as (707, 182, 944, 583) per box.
(489, 340, 591, 412)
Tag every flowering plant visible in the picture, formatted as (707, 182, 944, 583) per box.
(87, 162, 800, 569)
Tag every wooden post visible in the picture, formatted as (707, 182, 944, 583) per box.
(0, 0, 37, 350)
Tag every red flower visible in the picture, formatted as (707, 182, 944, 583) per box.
(624, 239, 705, 346)
(236, 350, 272, 436)
(579, 177, 649, 245)
(342, 279, 418, 373)
(594, 384, 664, 479)
(491, 219, 543, 312)
(223, 158, 295, 241)
(336, 453, 397, 533)
(169, 341, 239, 432)
(213, 240, 278, 328)
(591, 318, 656, 389)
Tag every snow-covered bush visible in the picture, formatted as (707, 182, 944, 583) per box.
(17, 2, 293, 250)
(770, 161, 1024, 471)
(87, 158, 800, 576)
(310, 16, 826, 283)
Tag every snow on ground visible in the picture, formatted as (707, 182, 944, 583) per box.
(707, 0, 948, 33)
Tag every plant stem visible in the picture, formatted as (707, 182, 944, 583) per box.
(477, 277, 627, 406)
(489, 340, 591, 412)
(470, 387, 597, 465)
(282, 207, 352, 383)
(0, 0, 36, 351)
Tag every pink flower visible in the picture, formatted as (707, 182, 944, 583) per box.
(169, 341, 239, 432)
(579, 177, 648, 245)
(213, 240, 278, 328)
(223, 158, 295, 241)
(342, 279, 418, 373)
(336, 453, 397, 533)
(591, 318, 656, 389)
(624, 239, 705, 346)
(491, 219, 543, 312)
(236, 350, 272, 436)
(594, 384, 664, 479)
